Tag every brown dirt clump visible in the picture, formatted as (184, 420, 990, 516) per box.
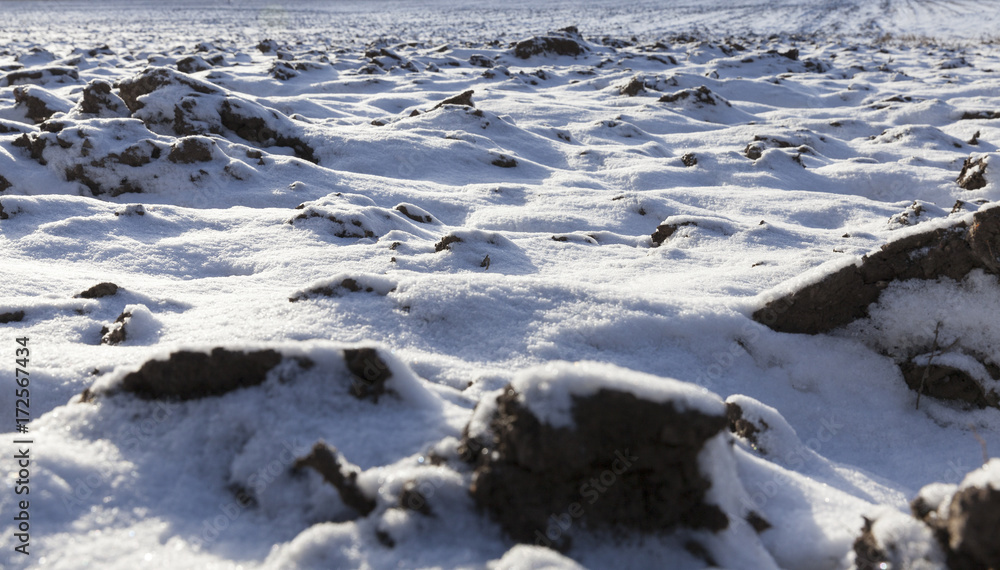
(116, 67, 217, 112)
(1, 66, 79, 87)
(956, 155, 988, 190)
(513, 27, 586, 59)
(343, 347, 392, 402)
(491, 155, 517, 168)
(399, 480, 433, 516)
(177, 56, 211, 74)
(219, 100, 317, 164)
(620, 77, 645, 97)
(725, 401, 767, 454)
(77, 282, 120, 299)
(651, 221, 695, 247)
(13, 86, 65, 123)
(901, 359, 999, 409)
(911, 474, 1000, 570)
(115, 348, 284, 400)
(0, 310, 25, 324)
(434, 234, 463, 252)
(294, 441, 376, 516)
(288, 278, 383, 302)
(433, 90, 474, 109)
(753, 205, 1000, 334)
(852, 517, 891, 570)
(100, 310, 131, 345)
(76, 80, 128, 117)
(462, 386, 728, 550)
(960, 110, 1000, 120)
(659, 85, 729, 107)
(395, 204, 432, 223)
(167, 137, 214, 163)
(943, 485, 1000, 568)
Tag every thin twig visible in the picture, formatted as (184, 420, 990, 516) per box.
(915, 323, 942, 411)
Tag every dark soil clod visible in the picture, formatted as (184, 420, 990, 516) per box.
(435, 234, 463, 252)
(77, 80, 128, 117)
(852, 517, 891, 570)
(219, 100, 318, 164)
(113, 348, 285, 400)
(941, 485, 1000, 568)
(288, 278, 382, 301)
(0, 310, 25, 324)
(745, 143, 764, 160)
(753, 205, 1000, 334)
(433, 89, 474, 109)
(395, 204, 433, 223)
(491, 155, 517, 168)
(651, 221, 695, 247)
(659, 85, 728, 107)
(513, 29, 586, 59)
(911, 479, 1000, 569)
(957, 155, 988, 190)
(779, 48, 799, 60)
(746, 511, 771, 533)
(167, 137, 214, 163)
(463, 385, 728, 549)
(901, 358, 999, 409)
(77, 282, 120, 299)
(681, 152, 698, 167)
(13, 86, 64, 123)
(343, 347, 392, 402)
(294, 441, 376, 516)
(1, 66, 79, 87)
(400, 480, 433, 516)
(620, 77, 645, 97)
(725, 402, 767, 454)
(960, 110, 1000, 120)
(100, 310, 132, 345)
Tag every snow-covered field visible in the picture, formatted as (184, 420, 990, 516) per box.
(2, 1, 1000, 568)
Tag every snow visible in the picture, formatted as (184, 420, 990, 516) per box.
(509, 361, 724, 428)
(957, 457, 1000, 490)
(2, 0, 1000, 568)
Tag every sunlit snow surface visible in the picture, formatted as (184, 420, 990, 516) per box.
(2, 0, 1000, 568)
